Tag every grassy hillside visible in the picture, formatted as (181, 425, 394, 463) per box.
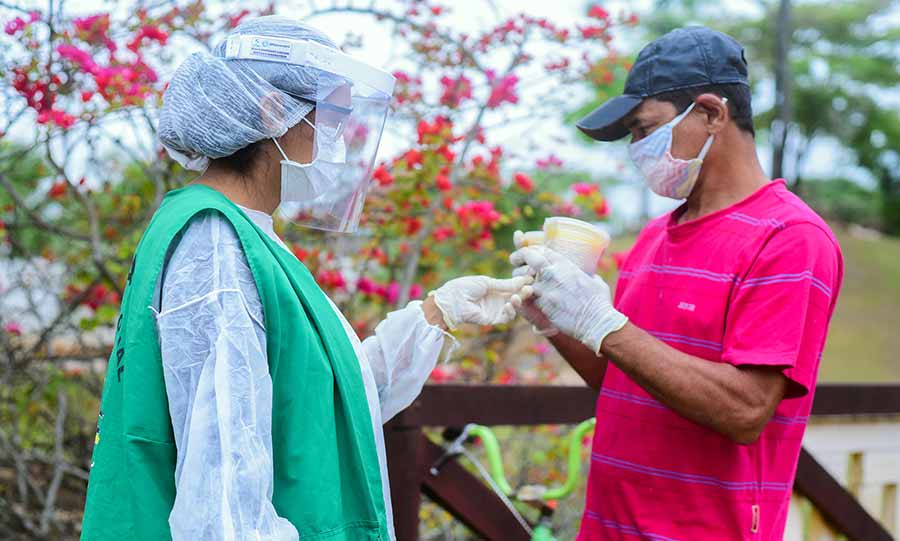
(607, 225, 900, 383)
(819, 226, 900, 382)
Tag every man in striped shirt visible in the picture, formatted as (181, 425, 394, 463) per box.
(511, 27, 843, 540)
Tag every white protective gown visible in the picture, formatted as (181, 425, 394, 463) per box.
(153, 207, 453, 541)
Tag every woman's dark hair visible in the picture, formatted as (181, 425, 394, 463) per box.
(652, 83, 755, 137)
(213, 140, 267, 177)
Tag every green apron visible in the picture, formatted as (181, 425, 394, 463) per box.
(81, 184, 387, 540)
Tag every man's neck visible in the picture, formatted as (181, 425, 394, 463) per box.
(678, 134, 769, 224)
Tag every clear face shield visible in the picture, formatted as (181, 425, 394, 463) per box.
(224, 35, 394, 232)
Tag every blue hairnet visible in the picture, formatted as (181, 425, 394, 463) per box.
(158, 16, 339, 171)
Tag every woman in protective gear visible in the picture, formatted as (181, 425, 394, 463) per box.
(81, 16, 528, 541)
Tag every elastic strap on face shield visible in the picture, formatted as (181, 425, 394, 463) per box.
(223, 35, 396, 96)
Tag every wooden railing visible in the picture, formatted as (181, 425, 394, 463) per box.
(385, 384, 900, 541)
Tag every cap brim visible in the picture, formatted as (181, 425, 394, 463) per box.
(576, 94, 642, 141)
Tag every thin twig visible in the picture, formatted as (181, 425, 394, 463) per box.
(38, 388, 67, 534)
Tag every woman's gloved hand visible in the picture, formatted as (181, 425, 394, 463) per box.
(429, 275, 533, 331)
(511, 229, 558, 336)
(508, 245, 628, 354)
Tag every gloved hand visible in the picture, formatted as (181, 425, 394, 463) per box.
(429, 275, 533, 331)
(511, 230, 558, 336)
(508, 245, 628, 354)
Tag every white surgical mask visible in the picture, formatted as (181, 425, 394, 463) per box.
(628, 98, 725, 199)
(273, 117, 347, 203)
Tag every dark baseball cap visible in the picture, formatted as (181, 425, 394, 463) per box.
(577, 26, 749, 142)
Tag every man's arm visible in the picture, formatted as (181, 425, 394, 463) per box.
(548, 332, 608, 390)
(601, 323, 787, 444)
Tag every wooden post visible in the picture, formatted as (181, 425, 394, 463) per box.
(385, 405, 425, 541)
(847, 451, 863, 498)
(882, 483, 897, 536)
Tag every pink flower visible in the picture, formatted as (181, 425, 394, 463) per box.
(56, 44, 98, 74)
(545, 57, 571, 72)
(588, 5, 610, 19)
(455, 200, 501, 227)
(430, 366, 452, 383)
(439, 74, 473, 108)
(4, 17, 26, 35)
(385, 282, 400, 305)
(572, 182, 598, 196)
(409, 284, 424, 299)
(486, 70, 519, 108)
(580, 25, 606, 40)
(533, 342, 550, 355)
(433, 226, 455, 241)
(536, 154, 563, 169)
(4, 322, 22, 336)
(357, 277, 377, 295)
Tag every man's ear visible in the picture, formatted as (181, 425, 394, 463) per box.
(695, 93, 729, 134)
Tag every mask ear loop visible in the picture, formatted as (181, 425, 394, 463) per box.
(272, 117, 317, 165)
(696, 96, 729, 160)
(272, 137, 291, 162)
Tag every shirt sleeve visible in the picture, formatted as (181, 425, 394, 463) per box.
(156, 213, 298, 541)
(361, 300, 456, 422)
(721, 223, 842, 398)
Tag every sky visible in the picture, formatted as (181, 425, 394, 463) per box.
(2, 0, 882, 230)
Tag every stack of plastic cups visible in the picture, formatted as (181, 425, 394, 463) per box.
(542, 217, 610, 274)
(513, 218, 610, 273)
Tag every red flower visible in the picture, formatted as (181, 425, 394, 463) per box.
(588, 5, 610, 19)
(405, 217, 423, 235)
(594, 199, 609, 218)
(436, 174, 452, 192)
(292, 245, 308, 261)
(403, 149, 423, 169)
(49, 181, 67, 199)
(513, 172, 534, 193)
(228, 9, 251, 28)
(572, 182, 598, 196)
(373, 164, 393, 186)
(127, 24, 168, 52)
(436, 144, 456, 163)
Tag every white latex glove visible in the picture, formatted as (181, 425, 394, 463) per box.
(429, 275, 533, 331)
(511, 230, 558, 337)
(508, 245, 628, 354)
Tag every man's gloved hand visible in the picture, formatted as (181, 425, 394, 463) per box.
(429, 275, 533, 331)
(508, 245, 628, 354)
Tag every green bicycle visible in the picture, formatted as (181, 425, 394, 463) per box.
(431, 418, 596, 541)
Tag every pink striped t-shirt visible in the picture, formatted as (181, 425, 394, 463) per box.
(578, 180, 843, 541)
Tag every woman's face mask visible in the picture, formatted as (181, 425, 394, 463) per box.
(273, 116, 347, 203)
(627, 98, 726, 200)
